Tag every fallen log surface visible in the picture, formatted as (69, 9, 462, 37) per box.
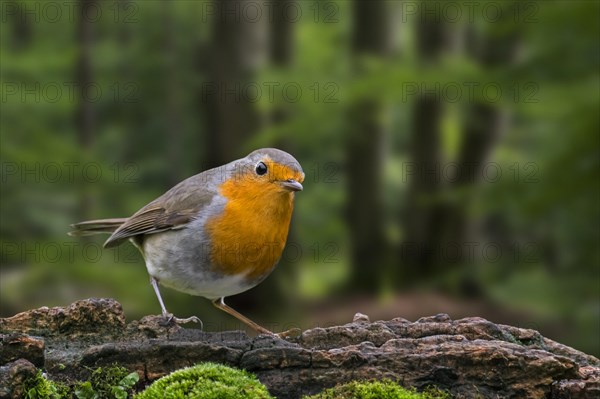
(1, 298, 598, 398)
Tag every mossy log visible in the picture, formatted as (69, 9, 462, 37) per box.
(1, 298, 598, 398)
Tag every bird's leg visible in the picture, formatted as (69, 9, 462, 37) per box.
(150, 277, 202, 327)
(212, 297, 274, 336)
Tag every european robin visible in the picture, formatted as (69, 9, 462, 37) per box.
(69, 148, 304, 335)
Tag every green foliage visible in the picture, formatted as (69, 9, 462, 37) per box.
(22, 366, 138, 399)
(75, 366, 139, 399)
(135, 362, 273, 399)
(23, 371, 69, 399)
(303, 380, 452, 399)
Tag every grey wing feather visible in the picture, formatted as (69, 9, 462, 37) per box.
(69, 218, 128, 236)
(103, 169, 223, 248)
(103, 206, 197, 248)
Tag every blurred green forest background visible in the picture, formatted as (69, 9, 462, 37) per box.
(1, 1, 598, 355)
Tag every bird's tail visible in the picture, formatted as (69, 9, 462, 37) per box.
(68, 218, 127, 237)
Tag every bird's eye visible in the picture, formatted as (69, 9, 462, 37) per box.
(255, 162, 268, 176)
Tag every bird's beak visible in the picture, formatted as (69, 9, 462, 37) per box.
(280, 179, 303, 192)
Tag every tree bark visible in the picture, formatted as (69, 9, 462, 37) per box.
(345, 0, 393, 293)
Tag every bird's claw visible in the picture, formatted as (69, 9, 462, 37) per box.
(161, 313, 203, 329)
(276, 327, 302, 339)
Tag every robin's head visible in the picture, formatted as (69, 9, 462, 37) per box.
(233, 148, 305, 194)
(207, 149, 304, 280)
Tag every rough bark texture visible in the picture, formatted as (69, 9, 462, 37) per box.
(1, 299, 598, 398)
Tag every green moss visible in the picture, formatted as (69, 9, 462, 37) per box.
(22, 365, 138, 399)
(75, 365, 139, 399)
(135, 362, 273, 399)
(23, 366, 451, 399)
(23, 370, 69, 399)
(303, 380, 452, 399)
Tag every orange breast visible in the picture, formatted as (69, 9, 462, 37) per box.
(205, 174, 296, 280)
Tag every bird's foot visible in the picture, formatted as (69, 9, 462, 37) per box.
(160, 313, 203, 329)
(276, 327, 302, 339)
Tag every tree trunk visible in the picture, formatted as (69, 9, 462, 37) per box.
(76, 0, 95, 150)
(399, 3, 450, 283)
(445, 4, 521, 296)
(162, 0, 184, 186)
(401, 94, 445, 280)
(203, 0, 267, 168)
(75, 0, 96, 222)
(345, 0, 393, 293)
(270, 0, 295, 66)
(7, 2, 32, 50)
